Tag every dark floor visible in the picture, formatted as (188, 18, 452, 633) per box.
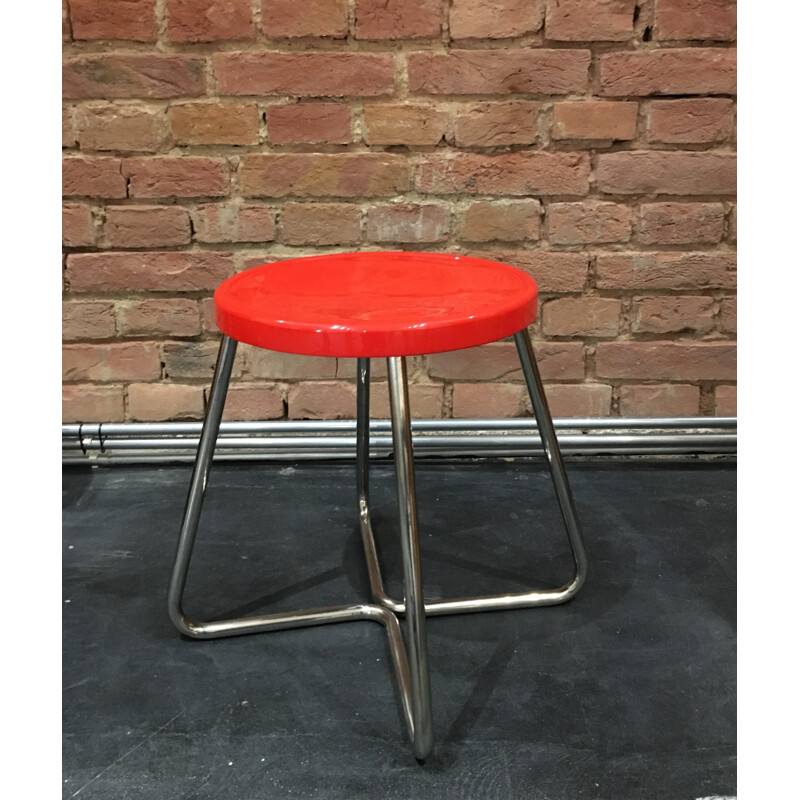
(63, 458, 736, 800)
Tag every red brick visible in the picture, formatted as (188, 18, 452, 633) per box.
(715, 385, 736, 415)
(366, 204, 449, 243)
(63, 0, 71, 41)
(530, 342, 586, 380)
(718, 297, 736, 333)
(427, 343, 523, 381)
(596, 152, 736, 195)
(67, 252, 234, 292)
(63, 385, 125, 423)
(545, 0, 636, 41)
(166, 0, 254, 42)
(459, 200, 541, 243)
(280, 203, 361, 246)
(452, 383, 526, 418)
(162, 341, 244, 381)
(262, 0, 348, 37)
(200, 297, 218, 332)
(62, 301, 116, 340)
(288, 381, 357, 419)
(221, 383, 285, 421)
(541, 297, 621, 337)
(63, 203, 96, 247)
(548, 202, 631, 245)
(69, 0, 156, 41)
(63, 107, 76, 148)
(247, 351, 336, 380)
(122, 157, 229, 198)
(192, 203, 277, 244)
(63, 55, 206, 100)
(63, 158, 126, 199)
(63, 342, 161, 381)
(463, 250, 588, 293)
(595, 342, 736, 381)
(363, 104, 449, 146)
(600, 49, 736, 96)
(239, 154, 410, 198)
(167, 103, 259, 146)
(728, 205, 736, 244)
(654, 0, 736, 41)
(647, 99, 734, 144)
(266, 104, 351, 145)
(76, 105, 171, 152)
(618, 384, 701, 417)
(356, 0, 442, 39)
(631, 296, 715, 334)
(117, 299, 201, 337)
(451, 0, 544, 39)
(369, 382, 444, 419)
(552, 101, 637, 141)
(128, 383, 205, 421)
(638, 203, 725, 245)
(454, 102, 539, 147)
(335, 359, 389, 380)
(105, 206, 191, 248)
(542, 384, 613, 418)
(214, 53, 394, 97)
(596, 252, 736, 290)
(408, 49, 590, 95)
(417, 152, 590, 196)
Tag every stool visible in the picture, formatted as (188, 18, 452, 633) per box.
(167, 251, 587, 760)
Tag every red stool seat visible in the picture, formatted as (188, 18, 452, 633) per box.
(214, 251, 538, 358)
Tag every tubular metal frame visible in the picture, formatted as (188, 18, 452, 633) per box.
(168, 328, 587, 760)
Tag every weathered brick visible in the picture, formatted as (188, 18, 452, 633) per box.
(166, 0, 254, 42)
(214, 52, 394, 97)
(454, 101, 539, 147)
(427, 343, 523, 381)
(280, 203, 361, 246)
(122, 157, 229, 198)
(63, 0, 71, 41)
(718, 297, 736, 333)
(451, 0, 544, 39)
(728, 205, 736, 244)
(63, 342, 161, 381)
(541, 297, 621, 337)
(458, 200, 541, 243)
(417, 152, 590, 196)
(63, 204, 96, 247)
(262, 0, 348, 37)
(408, 49, 590, 95)
(63, 106, 76, 148)
(67, 252, 234, 292)
(545, 0, 636, 41)
(239, 154, 410, 198)
(363, 104, 449, 146)
(600, 49, 736, 96)
(62, 301, 116, 340)
(596, 252, 736, 290)
(247, 351, 336, 380)
(266, 104, 351, 144)
(463, 250, 588, 293)
(63, 55, 206, 100)
(638, 203, 725, 246)
(168, 103, 260, 146)
(76, 105, 171, 152)
(548, 202, 631, 245)
(715, 385, 736, 415)
(163, 341, 243, 380)
(335, 359, 389, 380)
(63, 158, 126, 199)
(366, 203, 449, 243)
(595, 342, 736, 381)
(288, 381, 357, 419)
(117, 299, 201, 337)
(63, 385, 125, 423)
(631, 296, 715, 334)
(104, 206, 191, 248)
(356, 0, 443, 39)
(552, 101, 637, 141)
(369, 382, 444, 418)
(200, 297, 219, 332)
(220, 383, 285, 421)
(128, 383, 205, 421)
(654, 0, 737, 41)
(192, 203, 277, 244)
(543, 384, 613, 418)
(452, 383, 526, 418)
(70, 0, 156, 41)
(596, 152, 736, 195)
(529, 342, 586, 380)
(647, 99, 735, 144)
(618, 384, 701, 417)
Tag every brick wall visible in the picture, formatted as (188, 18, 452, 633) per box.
(62, 0, 737, 423)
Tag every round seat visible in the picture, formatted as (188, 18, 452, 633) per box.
(214, 251, 538, 358)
